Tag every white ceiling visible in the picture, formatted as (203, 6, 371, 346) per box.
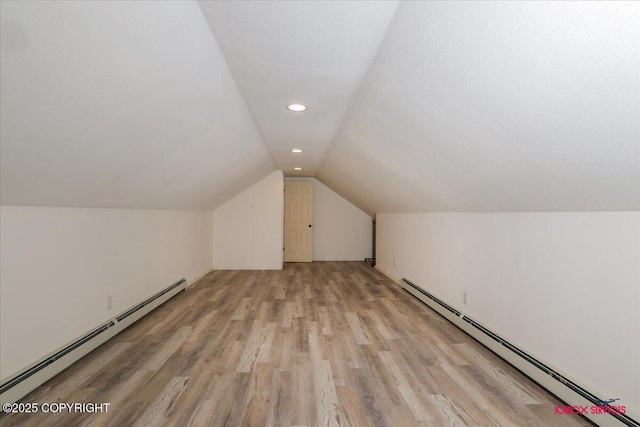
(197, 1, 398, 176)
(0, 1, 273, 209)
(319, 1, 640, 214)
(1, 1, 638, 213)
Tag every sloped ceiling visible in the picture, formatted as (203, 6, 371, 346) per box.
(319, 1, 640, 213)
(1, 1, 638, 214)
(198, 1, 398, 176)
(0, 1, 273, 209)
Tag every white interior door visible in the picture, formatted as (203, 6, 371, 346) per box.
(284, 182, 313, 262)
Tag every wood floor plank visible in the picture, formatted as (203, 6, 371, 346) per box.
(132, 376, 189, 427)
(309, 321, 326, 361)
(313, 360, 341, 427)
(257, 322, 277, 364)
(185, 399, 216, 427)
(378, 351, 434, 423)
(265, 370, 292, 427)
(366, 309, 397, 340)
(427, 394, 468, 427)
(319, 306, 333, 336)
(438, 359, 518, 427)
(282, 301, 296, 328)
(335, 385, 369, 427)
(456, 342, 541, 405)
(43, 342, 132, 402)
(241, 363, 273, 427)
(292, 354, 317, 427)
(237, 323, 269, 373)
(89, 371, 152, 427)
(143, 326, 192, 371)
(1, 262, 594, 427)
(344, 312, 372, 345)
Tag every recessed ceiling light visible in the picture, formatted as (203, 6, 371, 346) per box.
(291, 149, 303, 153)
(294, 167, 302, 171)
(287, 104, 306, 112)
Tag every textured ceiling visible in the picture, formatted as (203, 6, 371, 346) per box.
(1, 1, 638, 213)
(319, 1, 640, 214)
(0, 1, 273, 209)
(198, 1, 398, 176)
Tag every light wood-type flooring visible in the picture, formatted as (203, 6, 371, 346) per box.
(1, 262, 594, 427)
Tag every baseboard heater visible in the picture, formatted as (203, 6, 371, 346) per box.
(401, 278, 639, 427)
(0, 278, 186, 406)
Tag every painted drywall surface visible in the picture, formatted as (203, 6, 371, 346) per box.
(285, 178, 372, 261)
(377, 212, 640, 414)
(0, 206, 213, 380)
(199, 1, 398, 175)
(212, 171, 284, 269)
(320, 1, 640, 214)
(0, 1, 274, 209)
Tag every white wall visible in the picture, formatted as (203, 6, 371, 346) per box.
(376, 212, 640, 415)
(213, 171, 284, 269)
(285, 178, 372, 261)
(0, 206, 213, 380)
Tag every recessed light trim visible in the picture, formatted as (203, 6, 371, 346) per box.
(294, 167, 302, 171)
(291, 149, 303, 153)
(287, 103, 306, 112)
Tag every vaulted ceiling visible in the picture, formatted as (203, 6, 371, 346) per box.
(1, 1, 638, 214)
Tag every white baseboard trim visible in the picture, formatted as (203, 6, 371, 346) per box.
(187, 268, 214, 288)
(375, 264, 402, 287)
(212, 265, 283, 270)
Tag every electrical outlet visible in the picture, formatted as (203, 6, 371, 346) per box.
(463, 293, 469, 306)
(107, 296, 113, 310)
(393, 258, 397, 266)
(192, 258, 195, 267)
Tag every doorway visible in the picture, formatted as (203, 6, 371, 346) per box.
(284, 181, 313, 262)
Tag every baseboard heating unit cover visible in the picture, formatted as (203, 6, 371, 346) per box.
(401, 277, 638, 427)
(0, 278, 187, 406)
